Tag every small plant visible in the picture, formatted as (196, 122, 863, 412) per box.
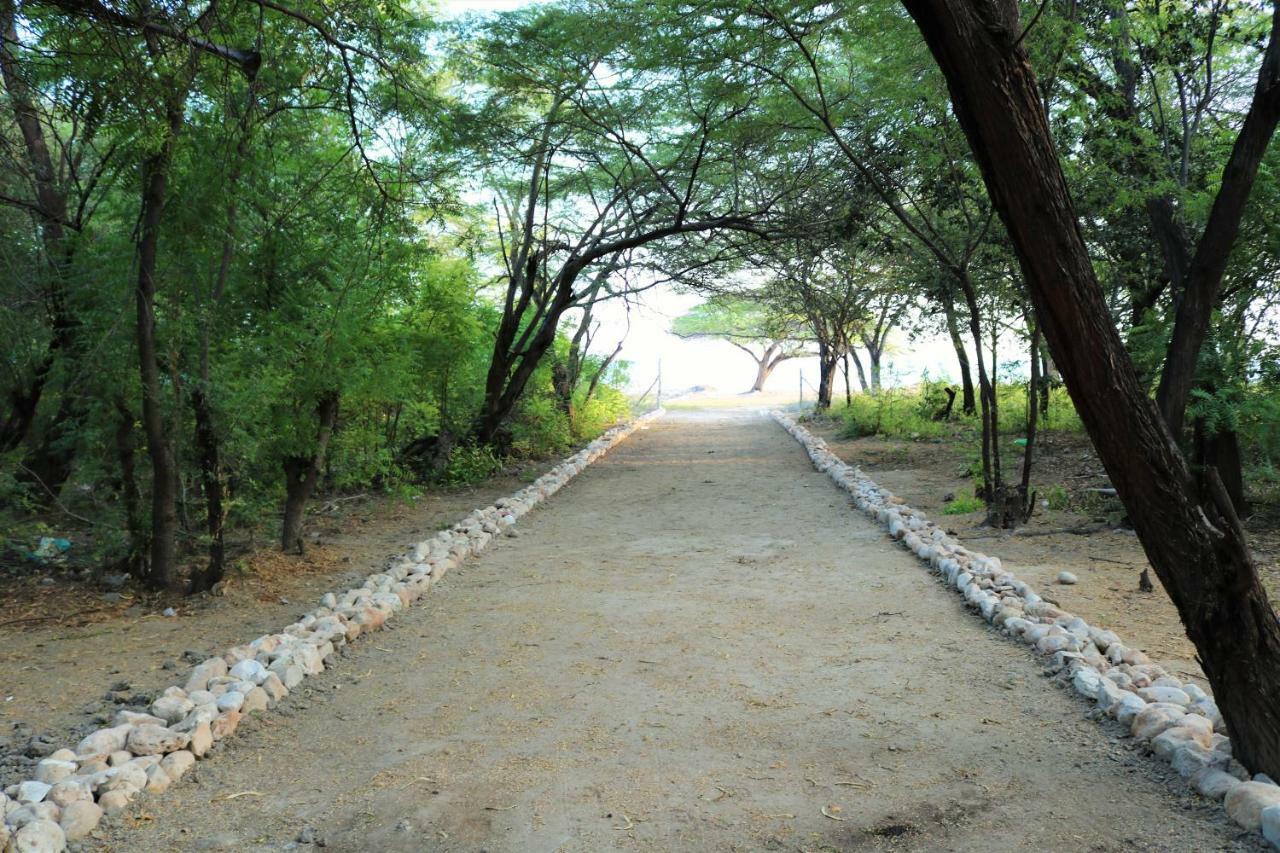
(942, 494, 985, 515)
(1042, 483, 1070, 510)
(441, 445, 504, 486)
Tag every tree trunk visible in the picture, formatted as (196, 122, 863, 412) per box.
(187, 387, 225, 593)
(901, 0, 1280, 777)
(281, 394, 339, 553)
(112, 400, 144, 575)
(1019, 323, 1042, 519)
(135, 102, 185, 591)
(750, 344, 778, 392)
(956, 273, 995, 502)
(867, 346, 882, 394)
(842, 353, 852, 407)
(815, 342, 837, 410)
(848, 347, 869, 393)
(0, 0, 81, 488)
(942, 292, 976, 414)
(1197, 416, 1248, 516)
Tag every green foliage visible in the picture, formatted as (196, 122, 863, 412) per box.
(839, 390, 949, 440)
(942, 495, 985, 515)
(1042, 484, 1070, 511)
(442, 445, 505, 486)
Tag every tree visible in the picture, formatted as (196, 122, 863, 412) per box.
(899, 0, 1280, 777)
(672, 295, 808, 392)
(454, 1, 795, 444)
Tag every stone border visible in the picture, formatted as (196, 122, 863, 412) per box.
(0, 409, 665, 852)
(771, 410, 1280, 846)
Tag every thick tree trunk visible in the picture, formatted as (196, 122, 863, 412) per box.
(281, 393, 339, 553)
(0, 0, 81, 488)
(902, 0, 1280, 777)
(476, 280, 575, 446)
(135, 108, 184, 590)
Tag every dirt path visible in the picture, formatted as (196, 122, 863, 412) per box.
(94, 411, 1261, 852)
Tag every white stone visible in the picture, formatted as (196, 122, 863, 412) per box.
(32, 759, 76, 785)
(1262, 804, 1280, 848)
(76, 724, 131, 757)
(102, 763, 146, 794)
(14, 781, 51, 804)
(1194, 767, 1244, 800)
(1170, 740, 1226, 778)
(127, 724, 189, 756)
(151, 695, 195, 725)
(1224, 781, 1280, 831)
(216, 691, 245, 712)
(229, 659, 268, 684)
(10, 819, 64, 853)
(159, 750, 196, 781)
(1136, 686, 1191, 706)
(59, 800, 103, 841)
(1131, 704, 1183, 741)
(46, 779, 90, 808)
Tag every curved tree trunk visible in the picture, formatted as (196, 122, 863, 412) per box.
(902, 0, 1280, 777)
(750, 344, 779, 392)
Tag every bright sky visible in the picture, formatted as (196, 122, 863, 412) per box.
(586, 286, 986, 398)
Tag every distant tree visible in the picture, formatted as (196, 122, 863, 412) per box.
(672, 295, 809, 392)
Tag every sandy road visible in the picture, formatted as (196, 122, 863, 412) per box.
(96, 410, 1261, 852)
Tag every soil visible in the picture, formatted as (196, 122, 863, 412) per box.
(803, 414, 1280, 694)
(0, 463, 558, 779)
(81, 407, 1262, 851)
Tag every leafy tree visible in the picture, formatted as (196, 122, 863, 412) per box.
(672, 295, 809, 392)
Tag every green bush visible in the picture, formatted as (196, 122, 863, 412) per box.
(838, 390, 948, 440)
(942, 494, 985, 514)
(442, 445, 505, 486)
(573, 385, 631, 440)
(510, 394, 574, 458)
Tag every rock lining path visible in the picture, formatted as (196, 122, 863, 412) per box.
(97, 411, 1262, 851)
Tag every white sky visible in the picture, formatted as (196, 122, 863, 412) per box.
(586, 286, 997, 398)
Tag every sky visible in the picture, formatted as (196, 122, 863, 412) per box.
(585, 285, 990, 399)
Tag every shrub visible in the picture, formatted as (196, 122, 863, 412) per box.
(942, 494, 985, 515)
(442, 445, 505, 486)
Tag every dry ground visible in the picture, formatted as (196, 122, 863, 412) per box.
(80, 407, 1262, 852)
